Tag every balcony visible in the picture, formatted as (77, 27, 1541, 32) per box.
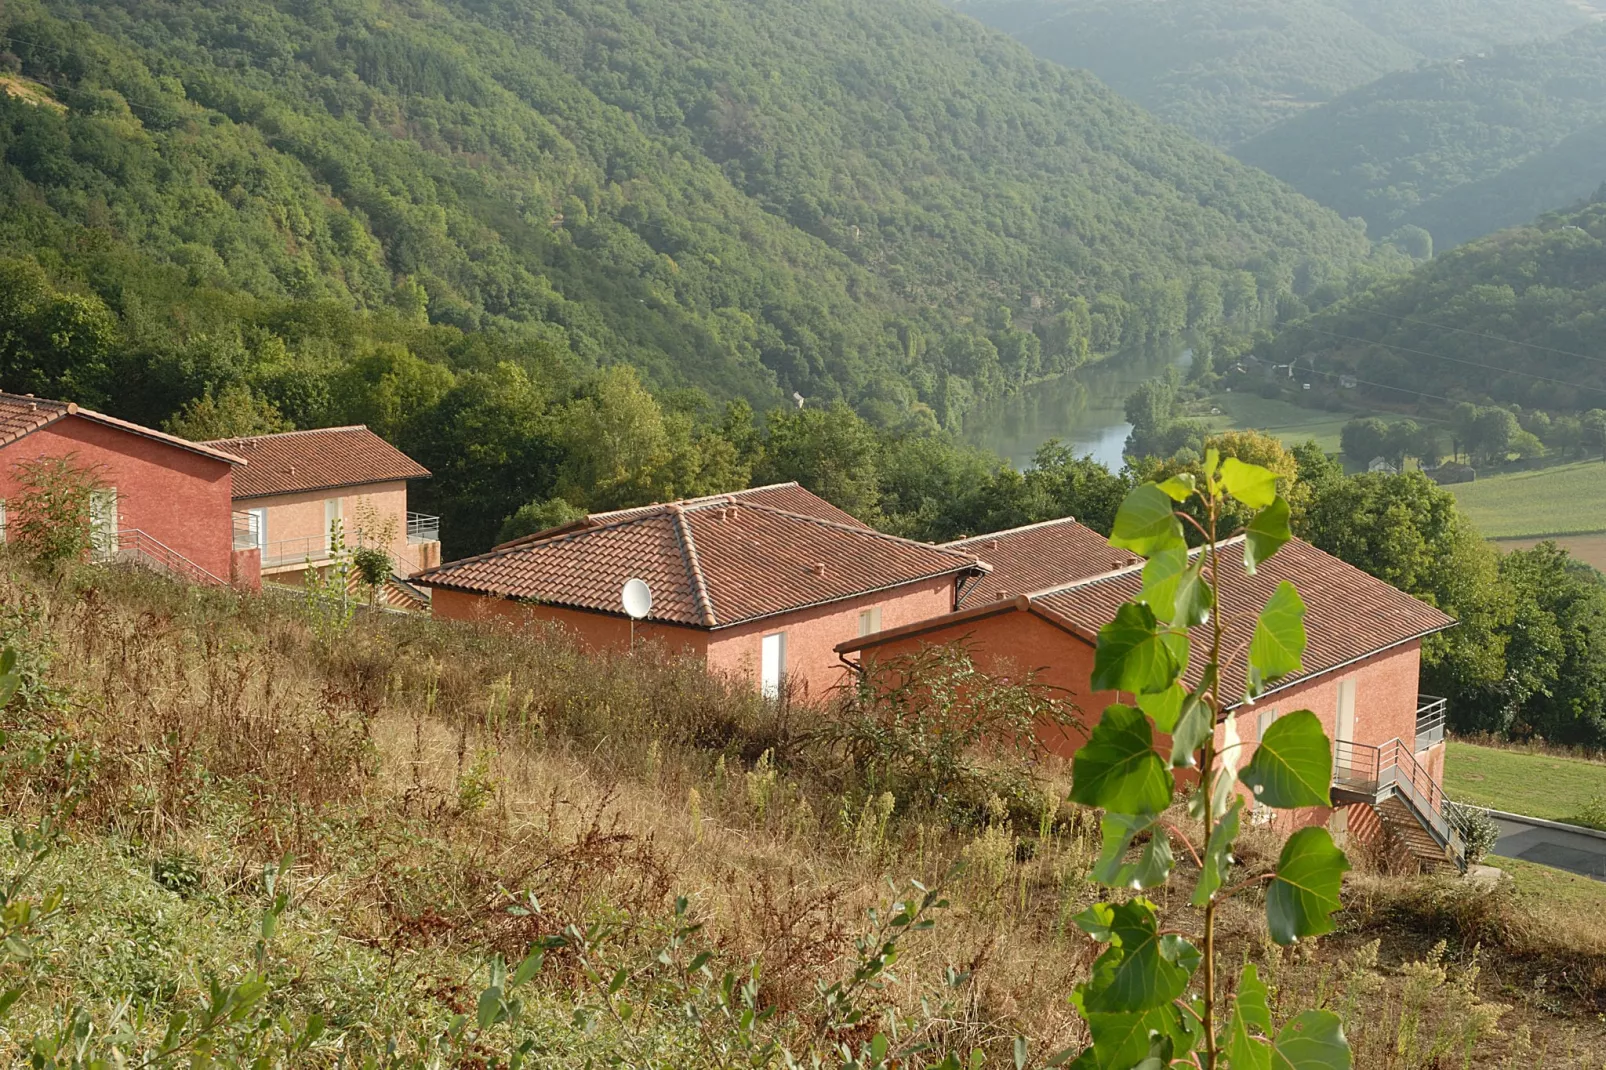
(407, 512, 441, 544)
(233, 511, 261, 551)
(1415, 695, 1447, 752)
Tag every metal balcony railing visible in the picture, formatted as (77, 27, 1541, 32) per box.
(233, 511, 261, 551)
(1333, 735, 1465, 869)
(407, 512, 440, 544)
(1415, 695, 1447, 751)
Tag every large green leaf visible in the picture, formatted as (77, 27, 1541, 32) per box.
(1266, 828, 1350, 945)
(1244, 498, 1292, 575)
(1168, 668, 1216, 769)
(1109, 485, 1186, 558)
(1092, 603, 1188, 696)
(1222, 963, 1273, 1070)
(1190, 796, 1243, 907)
(1092, 812, 1173, 890)
(1155, 473, 1197, 502)
(1238, 710, 1332, 809)
(1071, 706, 1173, 815)
(1137, 684, 1184, 734)
(1271, 1011, 1351, 1070)
(1067, 1002, 1174, 1070)
(1220, 458, 1278, 509)
(1247, 582, 1306, 698)
(1082, 899, 1198, 1013)
(1138, 549, 1187, 624)
(1171, 559, 1213, 629)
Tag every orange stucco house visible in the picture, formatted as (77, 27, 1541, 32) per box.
(838, 517, 1463, 870)
(0, 391, 254, 586)
(211, 426, 440, 602)
(415, 484, 989, 701)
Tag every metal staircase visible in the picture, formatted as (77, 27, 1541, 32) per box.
(1332, 735, 1466, 873)
(94, 529, 230, 588)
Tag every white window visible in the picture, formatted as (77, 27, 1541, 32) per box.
(1255, 707, 1279, 744)
(324, 498, 342, 553)
(1251, 708, 1279, 825)
(250, 507, 268, 553)
(858, 606, 882, 637)
(1336, 679, 1357, 743)
(760, 632, 786, 698)
(90, 488, 118, 560)
(0, 499, 7, 543)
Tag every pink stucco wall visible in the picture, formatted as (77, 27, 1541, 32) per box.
(0, 416, 236, 580)
(432, 577, 958, 700)
(243, 480, 434, 576)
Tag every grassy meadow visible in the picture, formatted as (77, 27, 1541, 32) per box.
(1449, 461, 1606, 539)
(1444, 739, 1606, 826)
(1205, 392, 1356, 452)
(0, 560, 1602, 1065)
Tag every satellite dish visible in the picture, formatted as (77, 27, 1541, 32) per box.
(621, 578, 653, 621)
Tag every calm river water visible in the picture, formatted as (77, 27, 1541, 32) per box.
(964, 338, 1193, 471)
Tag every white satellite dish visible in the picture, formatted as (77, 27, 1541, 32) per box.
(621, 578, 653, 621)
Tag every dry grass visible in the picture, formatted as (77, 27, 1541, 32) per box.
(1, 559, 1604, 1065)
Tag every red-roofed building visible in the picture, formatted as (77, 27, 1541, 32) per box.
(416, 488, 988, 699)
(0, 392, 250, 586)
(839, 522, 1465, 871)
(210, 426, 439, 592)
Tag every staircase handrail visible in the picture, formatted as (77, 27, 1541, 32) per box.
(1333, 735, 1465, 869)
(103, 529, 230, 588)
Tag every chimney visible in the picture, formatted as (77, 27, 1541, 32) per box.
(986, 538, 999, 550)
(994, 589, 1010, 600)
(810, 562, 826, 577)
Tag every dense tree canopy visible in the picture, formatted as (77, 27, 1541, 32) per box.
(959, 0, 1592, 147)
(1238, 24, 1606, 246)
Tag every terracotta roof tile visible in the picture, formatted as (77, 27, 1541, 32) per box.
(947, 518, 1131, 603)
(0, 392, 244, 465)
(416, 498, 985, 629)
(211, 426, 429, 499)
(1033, 538, 1457, 707)
(493, 483, 868, 551)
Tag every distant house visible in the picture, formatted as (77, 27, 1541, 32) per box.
(209, 427, 439, 594)
(416, 484, 988, 700)
(0, 392, 250, 586)
(1366, 456, 1399, 475)
(839, 520, 1464, 872)
(1428, 462, 1476, 485)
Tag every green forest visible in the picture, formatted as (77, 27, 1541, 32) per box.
(1255, 197, 1606, 414)
(0, 0, 1388, 437)
(1238, 23, 1606, 247)
(957, 0, 1592, 147)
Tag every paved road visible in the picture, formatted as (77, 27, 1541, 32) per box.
(1490, 810, 1606, 881)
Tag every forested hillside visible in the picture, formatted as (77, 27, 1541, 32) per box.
(0, 0, 1377, 428)
(956, 0, 1594, 147)
(1238, 23, 1606, 246)
(1256, 198, 1606, 413)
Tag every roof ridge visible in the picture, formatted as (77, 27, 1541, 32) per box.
(587, 481, 805, 520)
(669, 507, 719, 627)
(1026, 535, 1249, 600)
(711, 500, 983, 563)
(210, 425, 370, 445)
(943, 515, 1087, 546)
(415, 509, 670, 579)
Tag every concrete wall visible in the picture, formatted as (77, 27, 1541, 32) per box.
(706, 577, 957, 703)
(243, 480, 431, 575)
(432, 577, 956, 700)
(0, 416, 236, 579)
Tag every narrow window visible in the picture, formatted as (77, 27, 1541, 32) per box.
(1336, 679, 1356, 743)
(250, 507, 268, 553)
(90, 488, 118, 560)
(324, 497, 342, 553)
(0, 499, 7, 543)
(1255, 708, 1279, 744)
(760, 632, 786, 698)
(858, 606, 882, 637)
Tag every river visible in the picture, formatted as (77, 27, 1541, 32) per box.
(964, 337, 1193, 471)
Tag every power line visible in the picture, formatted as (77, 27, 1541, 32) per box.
(1362, 307, 1606, 368)
(1292, 324, 1606, 398)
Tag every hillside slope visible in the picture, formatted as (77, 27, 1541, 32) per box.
(1238, 23, 1606, 246)
(957, 0, 1594, 147)
(1256, 198, 1606, 412)
(0, 0, 1375, 420)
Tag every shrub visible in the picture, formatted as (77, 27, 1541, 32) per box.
(7, 454, 105, 565)
(1448, 802, 1501, 865)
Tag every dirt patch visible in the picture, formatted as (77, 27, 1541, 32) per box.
(0, 75, 65, 111)
(1494, 533, 1606, 572)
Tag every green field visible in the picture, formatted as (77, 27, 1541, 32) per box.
(1495, 855, 1606, 910)
(1204, 392, 1355, 451)
(1449, 461, 1606, 538)
(1444, 739, 1606, 824)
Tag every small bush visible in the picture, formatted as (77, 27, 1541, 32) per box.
(1448, 802, 1501, 865)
